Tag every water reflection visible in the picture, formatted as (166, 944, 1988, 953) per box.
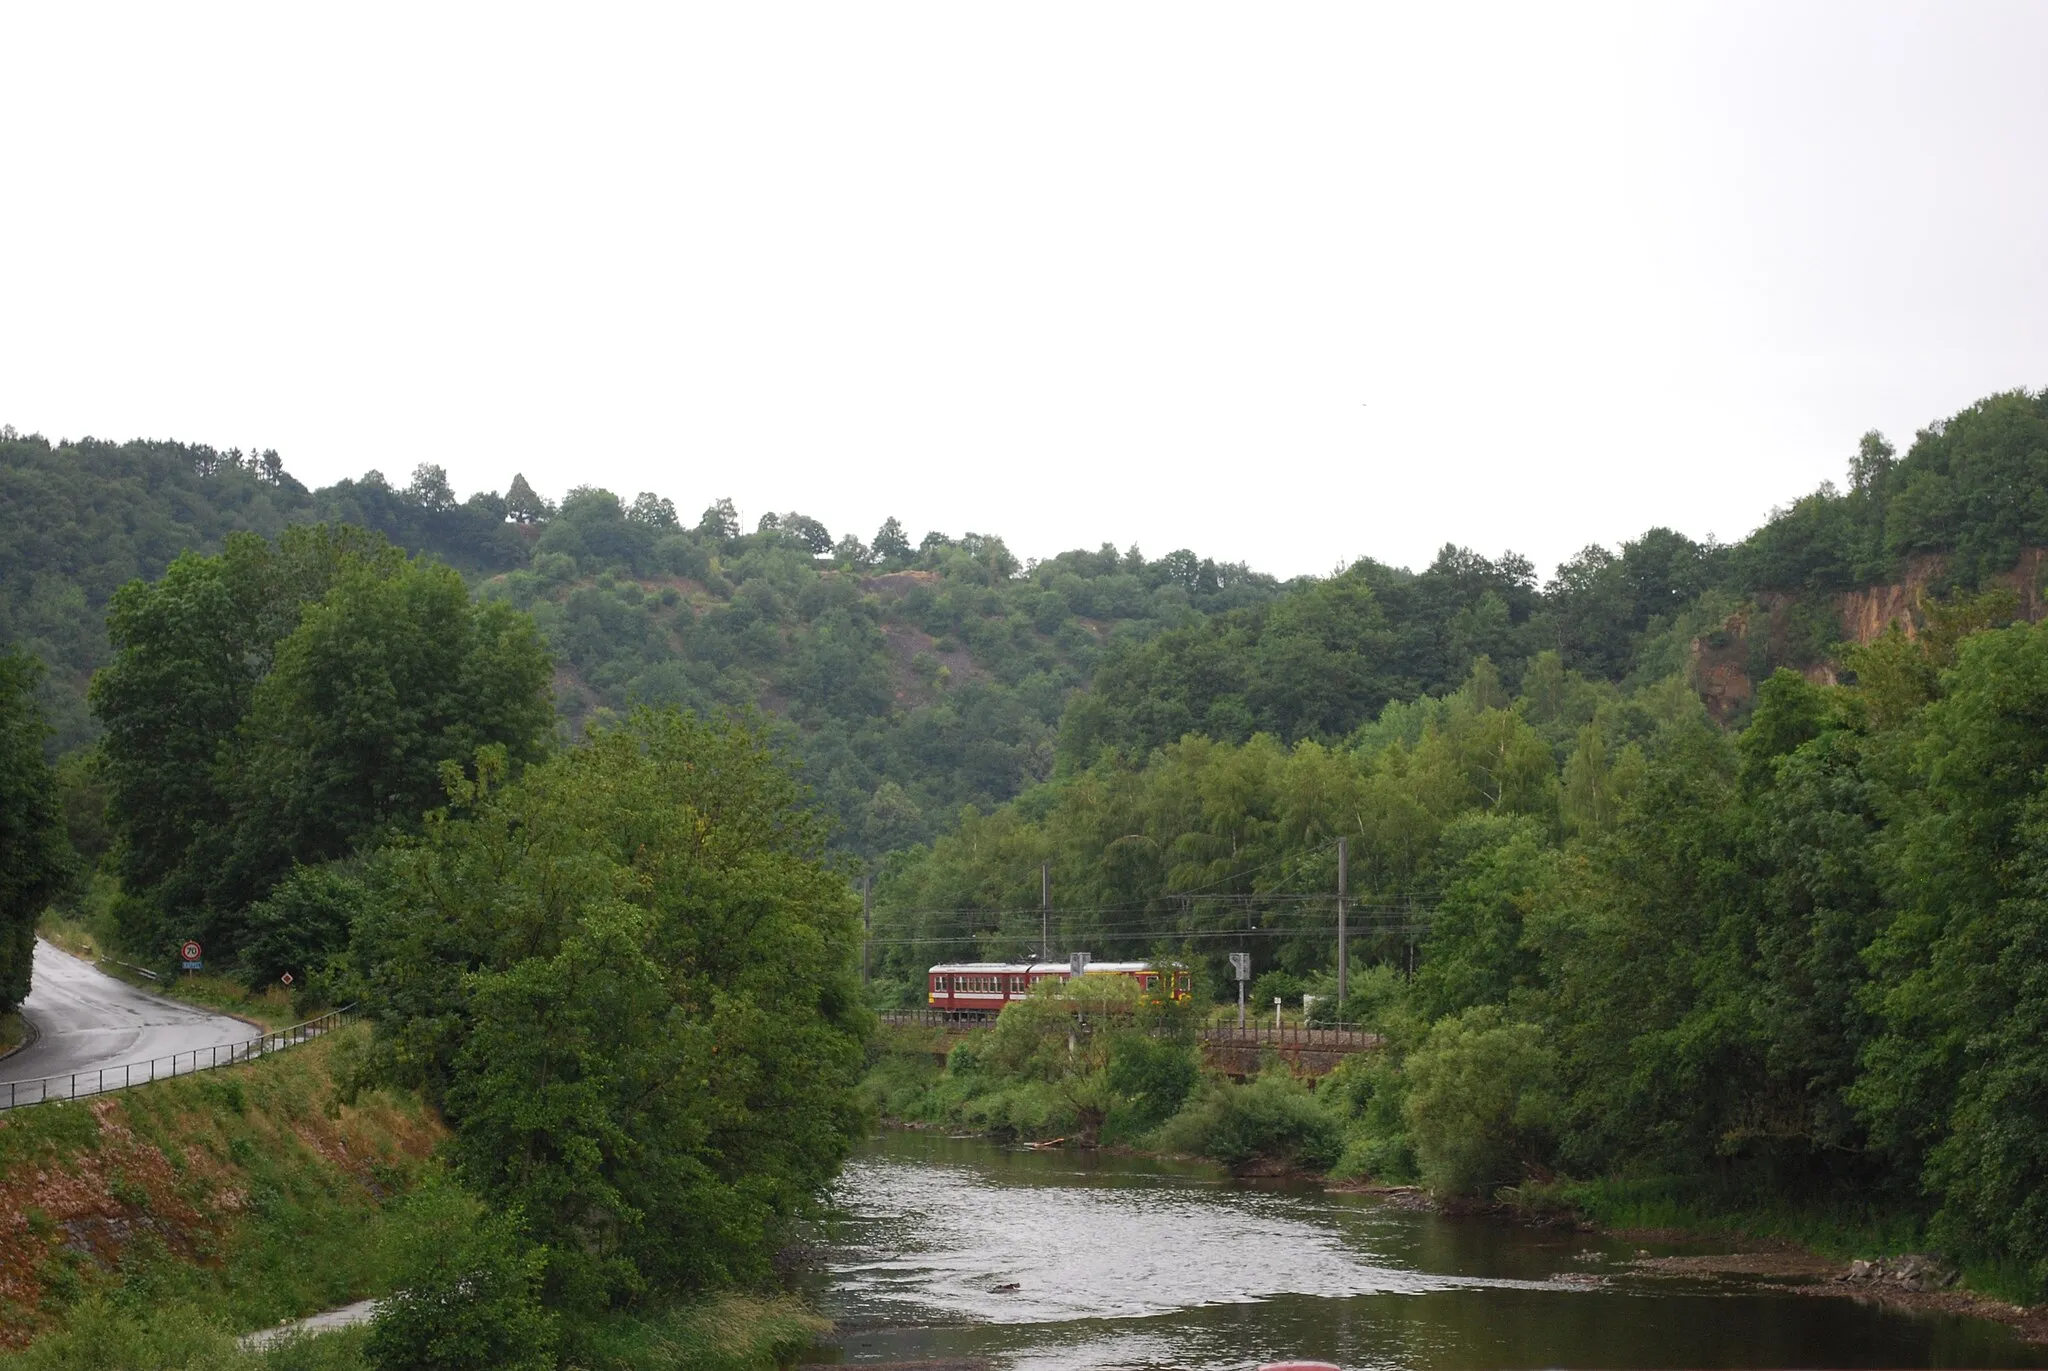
(810, 1131, 2048, 1370)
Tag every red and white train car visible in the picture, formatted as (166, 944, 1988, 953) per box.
(926, 960, 1190, 1015)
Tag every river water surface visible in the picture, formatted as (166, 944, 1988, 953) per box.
(805, 1131, 2048, 1370)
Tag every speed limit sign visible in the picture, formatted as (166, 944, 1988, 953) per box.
(180, 940, 203, 969)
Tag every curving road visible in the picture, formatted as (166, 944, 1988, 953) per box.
(0, 939, 256, 1107)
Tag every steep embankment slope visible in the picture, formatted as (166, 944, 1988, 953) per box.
(0, 1027, 439, 1349)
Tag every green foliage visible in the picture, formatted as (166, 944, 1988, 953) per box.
(1735, 388, 2048, 590)
(1323, 1052, 1416, 1182)
(1102, 1033, 1200, 1137)
(90, 528, 553, 968)
(1401, 1006, 1559, 1196)
(237, 863, 374, 994)
(872, 663, 1650, 1000)
(0, 434, 527, 755)
(351, 708, 868, 1310)
(0, 649, 70, 1011)
(365, 1180, 556, 1371)
(1854, 622, 2048, 1287)
(1152, 1069, 1344, 1172)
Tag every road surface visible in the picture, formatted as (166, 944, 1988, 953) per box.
(0, 938, 255, 1106)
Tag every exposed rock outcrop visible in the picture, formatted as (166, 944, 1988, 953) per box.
(1691, 548, 2048, 722)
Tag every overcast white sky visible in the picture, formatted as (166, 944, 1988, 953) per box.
(4, 3, 2044, 580)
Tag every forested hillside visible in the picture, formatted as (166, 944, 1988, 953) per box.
(7, 388, 2048, 1309)
(5, 386, 2046, 858)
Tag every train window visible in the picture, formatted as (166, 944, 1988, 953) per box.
(934, 976, 950, 992)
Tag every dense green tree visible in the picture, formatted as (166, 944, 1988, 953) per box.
(0, 650, 70, 1011)
(91, 527, 552, 964)
(352, 710, 869, 1310)
(1856, 622, 2048, 1281)
(506, 472, 551, 524)
(872, 516, 913, 565)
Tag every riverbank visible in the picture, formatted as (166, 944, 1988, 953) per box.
(812, 1128, 2048, 1371)
(864, 1015, 2048, 1347)
(876, 1115, 2048, 1348)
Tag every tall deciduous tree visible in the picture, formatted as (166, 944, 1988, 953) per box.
(871, 516, 912, 565)
(505, 472, 551, 524)
(353, 710, 868, 1309)
(0, 650, 70, 1012)
(91, 527, 554, 963)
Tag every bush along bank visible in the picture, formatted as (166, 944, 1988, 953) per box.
(860, 974, 1522, 1188)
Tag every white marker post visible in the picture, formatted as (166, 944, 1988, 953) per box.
(1229, 952, 1251, 1028)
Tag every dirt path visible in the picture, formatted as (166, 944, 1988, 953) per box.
(237, 1298, 380, 1350)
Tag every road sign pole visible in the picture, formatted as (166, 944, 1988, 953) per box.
(1336, 836, 1348, 1009)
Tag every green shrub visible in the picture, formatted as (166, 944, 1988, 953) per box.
(1104, 1034, 1198, 1137)
(363, 1180, 555, 1371)
(1401, 1005, 1557, 1196)
(1249, 970, 1306, 1011)
(1322, 1052, 1415, 1181)
(1155, 1070, 1343, 1172)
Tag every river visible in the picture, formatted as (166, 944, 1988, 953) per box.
(803, 1131, 2048, 1370)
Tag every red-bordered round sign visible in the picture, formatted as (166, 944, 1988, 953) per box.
(180, 940, 202, 962)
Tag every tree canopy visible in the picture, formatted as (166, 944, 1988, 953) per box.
(89, 526, 553, 966)
(0, 649, 69, 1012)
(351, 710, 868, 1310)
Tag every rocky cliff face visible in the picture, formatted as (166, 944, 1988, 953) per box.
(1691, 548, 2048, 722)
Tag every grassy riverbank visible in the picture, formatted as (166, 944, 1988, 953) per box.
(863, 1014, 2048, 1332)
(0, 1292, 826, 1371)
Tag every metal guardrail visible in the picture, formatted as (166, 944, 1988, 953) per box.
(875, 1009, 1379, 1051)
(0, 1004, 360, 1111)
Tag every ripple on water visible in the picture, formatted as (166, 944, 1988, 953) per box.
(826, 1154, 1558, 1326)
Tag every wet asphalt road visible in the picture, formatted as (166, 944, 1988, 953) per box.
(1, 939, 255, 1104)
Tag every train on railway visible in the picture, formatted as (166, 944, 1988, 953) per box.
(925, 959, 1190, 1015)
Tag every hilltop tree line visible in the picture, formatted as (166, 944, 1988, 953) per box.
(9, 387, 2047, 862)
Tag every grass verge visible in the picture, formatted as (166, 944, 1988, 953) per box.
(0, 1012, 30, 1060)
(577, 1294, 830, 1371)
(1537, 1174, 2045, 1307)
